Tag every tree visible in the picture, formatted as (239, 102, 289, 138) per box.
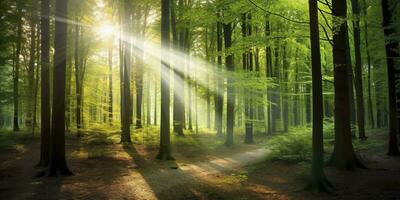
(121, 0, 132, 144)
(108, 45, 113, 125)
(224, 21, 234, 147)
(352, 0, 367, 140)
(13, 0, 23, 132)
(38, 0, 51, 167)
(47, 0, 73, 176)
(215, 13, 224, 136)
(329, 0, 364, 170)
(242, 13, 254, 144)
(361, 0, 374, 128)
(381, 0, 400, 156)
(74, 23, 83, 137)
(265, 15, 273, 135)
(157, 0, 173, 160)
(308, 0, 332, 192)
(172, 0, 185, 136)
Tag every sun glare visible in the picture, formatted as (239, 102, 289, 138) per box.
(96, 23, 115, 39)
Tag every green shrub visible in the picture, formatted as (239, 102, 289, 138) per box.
(266, 128, 312, 162)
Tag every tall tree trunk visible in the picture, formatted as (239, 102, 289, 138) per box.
(265, 16, 273, 135)
(121, 0, 132, 143)
(271, 45, 281, 131)
(224, 22, 234, 146)
(38, 0, 51, 167)
(361, 0, 375, 128)
(13, 1, 22, 132)
(135, 44, 144, 129)
(305, 82, 312, 124)
(345, 29, 357, 139)
(215, 16, 224, 136)
(154, 80, 157, 125)
(329, 0, 364, 170)
(27, 14, 37, 128)
(157, 0, 173, 160)
(282, 44, 289, 132)
(352, 0, 367, 140)
(108, 46, 113, 125)
(381, 0, 400, 156)
(74, 23, 82, 137)
(32, 25, 40, 137)
(172, 0, 185, 136)
(308, 0, 332, 191)
(48, 0, 73, 176)
(243, 13, 253, 143)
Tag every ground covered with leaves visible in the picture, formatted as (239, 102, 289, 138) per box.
(0, 128, 399, 200)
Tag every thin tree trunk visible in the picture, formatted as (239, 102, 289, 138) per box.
(265, 16, 273, 135)
(361, 0, 374, 128)
(74, 23, 82, 137)
(13, 1, 22, 132)
(108, 45, 113, 125)
(352, 0, 367, 140)
(224, 22, 234, 146)
(215, 16, 224, 136)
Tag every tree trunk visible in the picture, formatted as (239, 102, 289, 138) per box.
(224, 22, 234, 146)
(265, 16, 273, 135)
(27, 14, 37, 128)
(215, 16, 224, 136)
(74, 23, 82, 137)
(48, 0, 73, 176)
(13, 1, 22, 132)
(361, 0, 375, 128)
(108, 46, 113, 125)
(282, 44, 289, 132)
(352, 0, 367, 140)
(38, 0, 51, 167)
(329, 0, 364, 170)
(242, 13, 253, 143)
(172, 0, 185, 136)
(121, 0, 132, 143)
(381, 0, 400, 156)
(157, 0, 173, 160)
(308, 0, 332, 191)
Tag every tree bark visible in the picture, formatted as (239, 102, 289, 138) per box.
(157, 0, 173, 160)
(172, 0, 185, 136)
(308, 0, 332, 191)
(352, 0, 367, 140)
(108, 46, 113, 125)
(48, 0, 73, 176)
(13, 1, 22, 132)
(361, 0, 375, 128)
(381, 0, 400, 156)
(215, 15, 224, 136)
(38, 0, 51, 167)
(265, 16, 273, 135)
(121, 0, 132, 143)
(224, 22, 234, 146)
(329, 0, 364, 170)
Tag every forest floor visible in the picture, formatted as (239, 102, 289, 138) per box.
(0, 128, 400, 200)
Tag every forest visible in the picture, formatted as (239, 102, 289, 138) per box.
(0, 0, 399, 199)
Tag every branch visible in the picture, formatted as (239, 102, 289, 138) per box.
(247, 0, 309, 25)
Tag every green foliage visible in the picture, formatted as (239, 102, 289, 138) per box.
(266, 127, 312, 162)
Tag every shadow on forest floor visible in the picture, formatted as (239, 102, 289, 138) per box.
(0, 129, 399, 199)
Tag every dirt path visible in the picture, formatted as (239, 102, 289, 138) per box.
(1, 133, 400, 200)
